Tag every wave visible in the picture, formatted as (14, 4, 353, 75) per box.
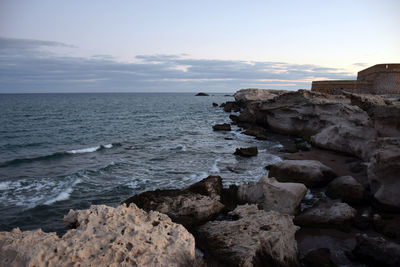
(0, 143, 120, 168)
(44, 178, 82, 205)
(210, 157, 221, 173)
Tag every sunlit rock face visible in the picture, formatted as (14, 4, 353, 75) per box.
(0, 204, 196, 267)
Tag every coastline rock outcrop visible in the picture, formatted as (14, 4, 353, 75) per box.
(294, 199, 357, 228)
(0, 204, 196, 267)
(237, 176, 307, 215)
(123, 176, 225, 227)
(213, 123, 231, 131)
(234, 146, 258, 157)
(268, 160, 337, 187)
(326, 175, 365, 204)
(196, 204, 300, 267)
(234, 88, 289, 103)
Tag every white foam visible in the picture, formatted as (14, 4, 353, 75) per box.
(103, 144, 113, 149)
(67, 146, 100, 154)
(210, 157, 221, 173)
(0, 181, 11, 190)
(44, 178, 81, 205)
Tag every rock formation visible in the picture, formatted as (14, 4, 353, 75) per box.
(326, 175, 365, 204)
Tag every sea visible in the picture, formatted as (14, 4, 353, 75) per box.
(0, 93, 283, 234)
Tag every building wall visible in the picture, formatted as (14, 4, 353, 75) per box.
(311, 80, 358, 95)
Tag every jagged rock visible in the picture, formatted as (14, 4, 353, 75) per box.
(196, 204, 300, 267)
(294, 199, 357, 229)
(229, 114, 240, 124)
(326, 176, 365, 204)
(237, 176, 307, 215)
(242, 126, 268, 140)
(368, 137, 400, 211)
(238, 90, 377, 160)
(352, 234, 400, 267)
(0, 204, 196, 267)
(301, 248, 337, 267)
(234, 146, 258, 157)
(213, 123, 231, 131)
(269, 160, 337, 187)
(234, 88, 289, 103)
(223, 101, 240, 112)
(212, 102, 218, 107)
(123, 176, 225, 227)
(196, 92, 209, 96)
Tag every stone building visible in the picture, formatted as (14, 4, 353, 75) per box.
(311, 64, 400, 94)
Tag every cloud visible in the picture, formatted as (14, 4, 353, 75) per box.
(0, 37, 355, 93)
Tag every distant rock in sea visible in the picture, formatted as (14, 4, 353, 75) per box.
(195, 92, 209, 96)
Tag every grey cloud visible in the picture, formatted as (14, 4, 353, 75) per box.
(0, 37, 355, 93)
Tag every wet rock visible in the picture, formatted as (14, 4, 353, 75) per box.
(294, 199, 357, 229)
(234, 146, 258, 157)
(373, 214, 400, 239)
(368, 137, 400, 211)
(269, 160, 337, 187)
(213, 123, 231, 131)
(0, 204, 196, 267)
(196, 92, 209, 96)
(242, 126, 268, 140)
(301, 248, 337, 267)
(196, 204, 300, 267)
(123, 176, 225, 228)
(352, 234, 400, 267)
(326, 176, 365, 204)
(222, 101, 241, 112)
(212, 102, 218, 107)
(229, 114, 240, 123)
(237, 176, 307, 215)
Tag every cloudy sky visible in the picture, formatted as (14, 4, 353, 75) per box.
(1, 0, 399, 93)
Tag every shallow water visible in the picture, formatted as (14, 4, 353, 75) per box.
(0, 93, 282, 233)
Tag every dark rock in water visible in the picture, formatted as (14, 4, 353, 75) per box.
(213, 123, 231, 131)
(212, 102, 218, 107)
(295, 141, 311, 151)
(222, 101, 240, 112)
(195, 92, 209, 96)
(242, 126, 268, 140)
(352, 234, 400, 267)
(234, 146, 258, 157)
(302, 248, 337, 267)
(294, 199, 356, 230)
(326, 176, 365, 204)
(224, 137, 233, 140)
(269, 160, 337, 187)
(122, 176, 224, 228)
(229, 114, 239, 124)
(195, 204, 300, 267)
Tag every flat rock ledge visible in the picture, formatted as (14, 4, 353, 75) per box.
(269, 159, 337, 187)
(196, 204, 300, 267)
(0, 204, 195, 267)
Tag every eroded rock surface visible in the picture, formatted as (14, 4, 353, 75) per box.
(238, 176, 307, 215)
(234, 88, 289, 103)
(326, 176, 365, 204)
(0, 204, 196, 267)
(269, 160, 337, 187)
(213, 123, 231, 131)
(234, 146, 258, 157)
(196, 204, 300, 267)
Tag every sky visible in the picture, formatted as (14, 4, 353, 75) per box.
(0, 0, 399, 93)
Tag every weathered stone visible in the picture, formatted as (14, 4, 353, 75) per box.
(326, 176, 365, 204)
(234, 146, 258, 157)
(196, 204, 300, 267)
(373, 214, 400, 239)
(294, 199, 357, 228)
(242, 126, 268, 140)
(223, 101, 240, 112)
(237, 176, 307, 215)
(0, 204, 196, 267)
(353, 234, 400, 267)
(301, 248, 337, 267)
(234, 88, 289, 103)
(368, 137, 400, 211)
(269, 160, 337, 187)
(213, 123, 231, 131)
(123, 177, 225, 227)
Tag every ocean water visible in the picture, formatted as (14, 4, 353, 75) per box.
(0, 93, 282, 234)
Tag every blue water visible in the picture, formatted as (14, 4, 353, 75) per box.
(0, 93, 282, 233)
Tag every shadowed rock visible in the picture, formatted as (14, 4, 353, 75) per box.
(195, 92, 209, 96)
(234, 147, 258, 157)
(326, 176, 365, 204)
(213, 123, 231, 131)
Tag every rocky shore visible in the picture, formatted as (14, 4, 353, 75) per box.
(1, 88, 399, 266)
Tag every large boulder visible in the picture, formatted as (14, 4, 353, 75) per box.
(368, 137, 400, 211)
(294, 199, 357, 228)
(123, 176, 225, 227)
(234, 146, 258, 157)
(326, 176, 365, 204)
(234, 88, 289, 103)
(196, 204, 300, 267)
(0, 204, 196, 267)
(238, 90, 377, 160)
(269, 160, 337, 187)
(352, 234, 400, 267)
(237, 176, 307, 215)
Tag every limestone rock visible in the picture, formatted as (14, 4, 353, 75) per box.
(196, 204, 300, 267)
(123, 176, 225, 227)
(294, 199, 357, 228)
(213, 123, 231, 131)
(326, 176, 365, 204)
(269, 160, 337, 187)
(234, 88, 289, 103)
(353, 234, 400, 267)
(222, 101, 241, 112)
(237, 176, 307, 215)
(0, 204, 196, 267)
(368, 137, 400, 211)
(234, 146, 258, 157)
